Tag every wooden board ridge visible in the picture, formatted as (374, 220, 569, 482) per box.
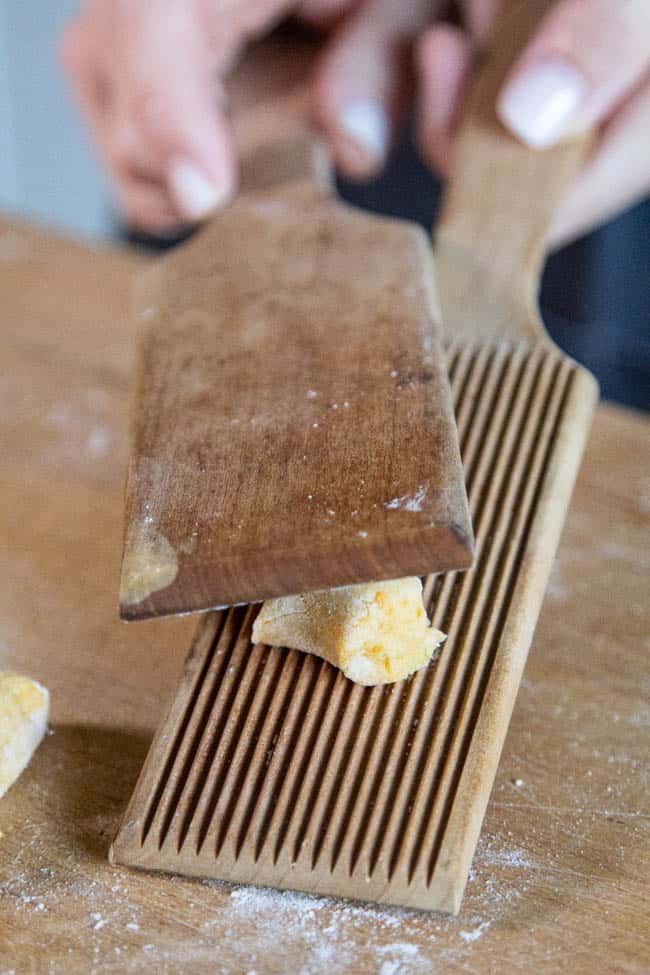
(111, 338, 598, 912)
(119, 182, 473, 620)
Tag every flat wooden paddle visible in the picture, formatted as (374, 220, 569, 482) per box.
(120, 141, 473, 619)
(112, 0, 599, 912)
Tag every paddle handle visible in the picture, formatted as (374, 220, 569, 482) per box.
(239, 132, 331, 196)
(435, 0, 591, 341)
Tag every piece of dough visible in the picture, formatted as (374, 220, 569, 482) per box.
(252, 577, 445, 686)
(0, 672, 49, 799)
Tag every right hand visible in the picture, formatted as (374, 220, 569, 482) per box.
(61, 0, 433, 235)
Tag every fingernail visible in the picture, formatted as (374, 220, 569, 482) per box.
(167, 158, 228, 221)
(337, 99, 388, 162)
(497, 59, 587, 149)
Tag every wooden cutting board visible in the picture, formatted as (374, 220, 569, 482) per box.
(119, 141, 473, 620)
(112, 0, 599, 913)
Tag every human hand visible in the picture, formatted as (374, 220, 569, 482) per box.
(316, 0, 650, 248)
(61, 0, 455, 233)
(417, 0, 650, 247)
(62, 1, 650, 248)
(60, 0, 355, 234)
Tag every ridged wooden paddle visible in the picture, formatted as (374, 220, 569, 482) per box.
(112, 0, 598, 913)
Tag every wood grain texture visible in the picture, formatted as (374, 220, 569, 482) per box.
(113, 0, 602, 914)
(0, 216, 648, 972)
(436, 0, 591, 342)
(112, 338, 597, 911)
(120, 173, 472, 620)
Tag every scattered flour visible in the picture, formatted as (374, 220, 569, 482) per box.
(479, 844, 532, 869)
(86, 425, 110, 458)
(222, 884, 429, 974)
(385, 486, 427, 513)
(377, 943, 420, 957)
(3, 810, 536, 973)
(459, 921, 491, 943)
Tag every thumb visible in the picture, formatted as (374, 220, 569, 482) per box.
(313, 0, 434, 178)
(148, 72, 235, 222)
(497, 0, 650, 148)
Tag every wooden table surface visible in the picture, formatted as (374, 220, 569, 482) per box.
(1, 46, 648, 974)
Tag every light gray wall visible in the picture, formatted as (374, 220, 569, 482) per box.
(0, 0, 113, 239)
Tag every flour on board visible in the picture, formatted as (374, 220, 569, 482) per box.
(385, 485, 427, 512)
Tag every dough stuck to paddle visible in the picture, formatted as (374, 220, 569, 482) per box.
(252, 577, 445, 686)
(0, 672, 49, 799)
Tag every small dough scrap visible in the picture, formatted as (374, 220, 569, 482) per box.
(0, 672, 49, 799)
(252, 577, 445, 686)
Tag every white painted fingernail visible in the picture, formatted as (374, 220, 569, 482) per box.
(337, 99, 388, 161)
(167, 158, 227, 221)
(497, 59, 587, 149)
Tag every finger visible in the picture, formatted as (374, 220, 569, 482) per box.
(60, 17, 112, 144)
(548, 73, 650, 248)
(62, 3, 234, 230)
(416, 2, 505, 177)
(102, 131, 192, 234)
(416, 24, 473, 177)
(297, 0, 357, 28)
(205, 0, 295, 67)
(62, 18, 174, 231)
(108, 80, 235, 224)
(461, 0, 502, 49)
(62, 17, 154, 229)
(313, 0, 435, 179)
(116, 175, 186, 235)
(109, 5, 237, 223)
(497, 0, 650, 148)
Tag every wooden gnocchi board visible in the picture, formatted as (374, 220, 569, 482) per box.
(112, 1, 598, 912)
(111, 333, 596, 911)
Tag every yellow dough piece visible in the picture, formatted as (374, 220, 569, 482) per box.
(0, 672, 49, 799)
(252, 577, 445, 686)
